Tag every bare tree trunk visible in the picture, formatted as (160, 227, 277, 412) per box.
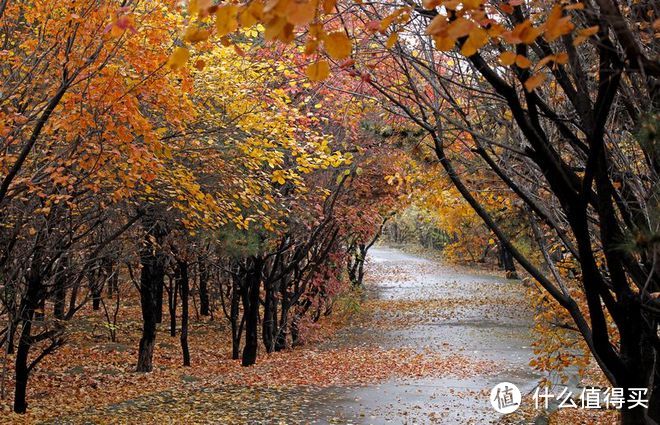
(13, 272, 40, 413)
(230, 274, 241, 360)
(136, 217, 166, 373)
(262, 277, 278, 353)
(168, 274, 178, 337)
(241, 257, 263, 367)
(198, 260, 210, 316)
(177, 260, 190, 366)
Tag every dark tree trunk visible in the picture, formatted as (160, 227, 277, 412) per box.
(13, 319, 32, 414)
(177, 260, 190, 366)
(230, 274, 241, 360)
(168, 275, 178, 337)
(34, 297, 45, 321)
(136, 219, 166, 373)
(198, 260, 210, 316)
(107, 263, 119, 297)
(89, 266, 102, 311)
(156, 270, 164, 324)
(262, 278, 278, 353)
(356, 244, 367, 287)
(13, 272, 40, 413)
(241, 257, 263, 367)
(53, 257, 68, 320)
(275, 278, 289, 351)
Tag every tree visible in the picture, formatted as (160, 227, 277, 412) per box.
(195, 0, 657, 422)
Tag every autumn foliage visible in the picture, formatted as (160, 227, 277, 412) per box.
(1, 0, 658, 424)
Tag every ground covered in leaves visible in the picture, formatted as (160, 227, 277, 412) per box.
(1, 247, 616, 423)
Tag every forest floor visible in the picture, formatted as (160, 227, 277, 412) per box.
(0, 246, 616, 424)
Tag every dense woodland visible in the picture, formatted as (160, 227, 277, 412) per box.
(0, 0, 658, 424)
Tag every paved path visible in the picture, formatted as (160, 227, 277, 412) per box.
(306, 246, 542, 424)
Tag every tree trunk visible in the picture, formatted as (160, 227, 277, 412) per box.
(230, 274, 241, 360)
(89, 266, 102, 311)
(13, 321, 31, 414)
(168, 275, 178, 337)
(156, 270, 164, 324)
(275, 278, 289, 351)
(13, 273, 40, 413)
(53, 257, 67, 320)
(107, 263, 119, 297)
(136, 224, 165, 372)
(198, 260, 210, 316)
(177, 260, 190, 367)
(262, 278, 278, 353)
(241, 257, 263, 367)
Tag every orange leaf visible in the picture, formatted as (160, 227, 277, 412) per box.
(183, 25, 210, 43)
(544, 5, 574, 42)
(460, 27, 488, 56)
(322, 0, 336, 13)
(447, 17, 474, 39)
(422, 0, 441, 9)
(216, 4, 239, 37)
(524, 73, 546, 91)
(194, 59, 206, 70)
(499, 51, 516, 65)
(434, 35, 454, 51)
(287, 0, 317, 26)
(515, 54, 531, 68)
(306, 60, 330, 81)
(325, 31, 352, 59)
(426, 14, 448, 36)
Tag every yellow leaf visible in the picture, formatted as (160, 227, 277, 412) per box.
(216, 4, 238, 37)
(167, 47, 190, 70)
(325, 31, 352, 59)
(272, 170, 286, 184)
(306, 60, 330, 81)
(499, 51, 516, 65)
(524, 73, 546, 92)
(386, 32, 399, 48)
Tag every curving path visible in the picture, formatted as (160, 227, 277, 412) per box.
(306, 246, 543, 424)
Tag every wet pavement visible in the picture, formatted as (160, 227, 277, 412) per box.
(304, 246, 543, 424)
